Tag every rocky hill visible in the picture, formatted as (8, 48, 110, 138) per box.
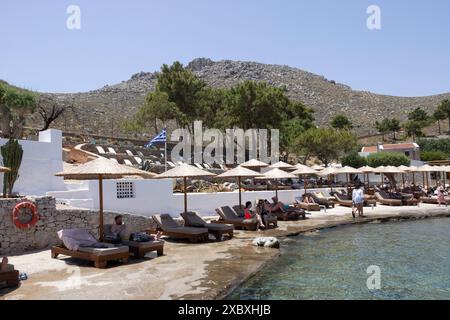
(16, 58, 450, 137)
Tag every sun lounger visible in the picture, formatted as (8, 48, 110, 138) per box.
(126, 150, 134, 157)
(294, 197, 321, 211)
(181, 211, 234, 241)
(305, 192, 335, 208)
(167, 161, 176, 168)
(215, 206, 258, 231)
(0, 264, 19, 288)
(374, 192, 402, 206)
(134, 157, 143, 165)
(95, 146, 106, 154)
(103, 225, 164, 258)
(152, 214, 209, 242)
(107, 147, 117, 154)
(271, 208, 305, 221)
(231, 205, 278, 228)
(124, 159, 133, 166)
(51, 229, 129, 268)
(420, 196, 450, 205)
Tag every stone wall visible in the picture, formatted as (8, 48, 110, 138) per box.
(0, 196, 156, 255)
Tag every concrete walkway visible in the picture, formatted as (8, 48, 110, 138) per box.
(1, 203, 449, 300)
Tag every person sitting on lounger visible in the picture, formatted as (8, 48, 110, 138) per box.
(267, 196, 288, 213)
(111, 215, 161, 242)
(303, 195, 316, 204)
(1, 257, 8, 272)
(245, 201, 265, 229)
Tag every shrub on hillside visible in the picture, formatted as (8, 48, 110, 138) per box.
(420, 151, 448, 162)
(341, 152, 367, 168)
(366, 152, 410, 167)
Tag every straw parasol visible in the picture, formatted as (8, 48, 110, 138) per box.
(311, 165, 325, 171)
(292, 164, 318, 192)
(335, 166, 361, 187)
(398, 165, 413, 188)
(256, 168, 296, 199)
(318, 167, 340, 191)
(55, 157, 155, 240)
(240, 159, 269, 169)
(411, 165, 437, 188)
(216, 166, 262, 209)
(269, 161, 295, 171)
(359, 166, 375, 186)
(155, 164, 216, 215)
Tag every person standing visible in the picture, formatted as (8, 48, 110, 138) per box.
(352, 184, 365, 217)
(436, 182, 446, 207)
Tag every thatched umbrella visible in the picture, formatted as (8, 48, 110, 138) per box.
(336, 166, 361, 187)
(216, 166, 262, 208)
(292, 164, 318, 192)
(256, 168, 296, 199)
(155, 164, 215, 215)
(360, 166, 375, 187)
(269, 161, 295, 171)
(374, 166, 404, 190)
(412, 165, 436, 188)
(55, 158, 155, 241)
(311, 165, 324, 171)
(318, 167, 340, 191)
(397, 165, 412, 189)
(240, 159, 269, 170)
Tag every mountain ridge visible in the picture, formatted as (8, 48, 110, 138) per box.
(4, 58, 450, 137)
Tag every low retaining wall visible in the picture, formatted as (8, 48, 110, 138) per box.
(0, 197, 155, 255)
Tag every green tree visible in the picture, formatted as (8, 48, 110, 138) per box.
(156, 61, 207, 131)
(374, 118, 391, 141)
(294, 128, 357, 166)
(388, 118, 401, 140)
(217, 81, 288, 130)
(418, 138, 450, 155)
(366, 152, 410, 167)
(0, 83, 38, 138)
(404, 120, 425, 141)
(123, 91, 180, 134)
(420, 150, 448, 162)
(341, 151, 367, 168)
(408, 107, 430, 123)
(435, 99, 450, 134)
(331, 114, 353, 130)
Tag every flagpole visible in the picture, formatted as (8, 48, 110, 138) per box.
(165, 140, 168, 172)
(164, 128, 167, 172)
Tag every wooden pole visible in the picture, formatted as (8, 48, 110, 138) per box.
(238, 176, 242, 208)
(184, 176, 188, 215)
(412, 172, 415, 185)
(98, 174, 104, 242)
(275, 180, 278, 199)
(402, 173, 405, 190)
(303, 175, 307, 193)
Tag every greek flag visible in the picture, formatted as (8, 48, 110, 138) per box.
(145, 128, 166, 148)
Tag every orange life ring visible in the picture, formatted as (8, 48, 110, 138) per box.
(12, 202, 39, 229)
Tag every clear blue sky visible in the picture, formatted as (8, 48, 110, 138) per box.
(1, 0, 449, 96)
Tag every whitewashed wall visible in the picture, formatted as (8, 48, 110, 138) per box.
(0, 130, 65, 196)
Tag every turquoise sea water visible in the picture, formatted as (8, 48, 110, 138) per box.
(229, 218, 450, 300)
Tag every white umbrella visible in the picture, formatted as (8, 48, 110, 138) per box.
(156, 164, 216, 214)
(256, 168, 297, 198)
(216, 166, 262, 208)
(292, 164, 318, 192)
(269, 161, 295, 171)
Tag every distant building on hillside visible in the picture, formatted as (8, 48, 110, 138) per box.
(360, 143, 421, 161)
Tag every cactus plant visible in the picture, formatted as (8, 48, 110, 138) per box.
(1, 138, 23, 198)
